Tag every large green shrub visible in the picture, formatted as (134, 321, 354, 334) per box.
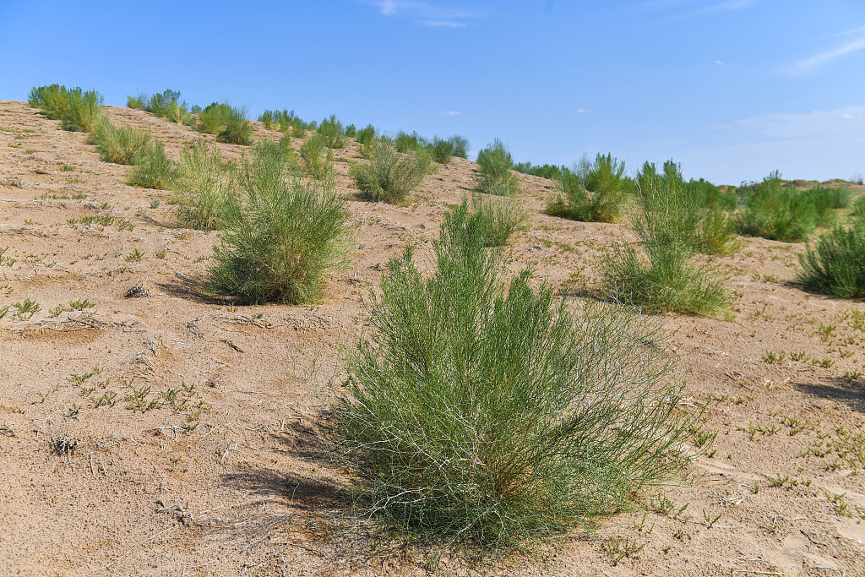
(546, 153, 631, 223)
(129, 89, 196, 126)
(209, 141, 351, 304)
(299, 134, 333, 180)
(350, 140, 429, 203)
(475, 139, 521, 196)
(317, 114, 345, 149)
(338, 202, 696, 547)
(737, 172, 818, 242)
(127, 141, 176, 190)
(29, 84, 104, 132)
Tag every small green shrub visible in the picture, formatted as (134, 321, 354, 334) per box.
(127, 141, 176, 190)
(217, 107, 253, 145)
(355, 124, 378, 148)
(546, 153, 631, 223)
(299, 134, 333, 180)
(470, 195, 529, 246)
(601, 161, 732, 317)
(172, 140, 236, 230)
(476, 139, 521, 196)
(737, 172, 818, 242)
(350, 140, 429, 203)
(91, 118, 153, 165)
(29, 84, 104, 132)
(130, 89, 195, 125)
(395, 131, 428, 153)
(344, 124, 356, 138)
(430, 136, 454, 164)
(448, 135, 469, 159)
(797, 216, 865, 299)
(317, 114, 345, 149)
(338, 201, 696, 547)
(209, 142, 351, 304)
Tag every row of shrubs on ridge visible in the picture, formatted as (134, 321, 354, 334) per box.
(27, 84, 864, 305)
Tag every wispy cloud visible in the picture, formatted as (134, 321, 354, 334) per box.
(788, 38, 865, 75)
(576, 109, 588, 113)
(723, 106, 864, 140)
(362, 1, 480, 27)
(638, 0, 757, 15)
(440, 111, 460, 116)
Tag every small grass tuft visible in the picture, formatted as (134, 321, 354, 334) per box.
(350, 140, 429, 203)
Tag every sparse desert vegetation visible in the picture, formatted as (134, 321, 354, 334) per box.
(0, 86, 862, 576)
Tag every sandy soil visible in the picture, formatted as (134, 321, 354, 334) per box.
(0, 101, 863, 577)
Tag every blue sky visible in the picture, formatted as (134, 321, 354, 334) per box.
(0, 0, 862, 185)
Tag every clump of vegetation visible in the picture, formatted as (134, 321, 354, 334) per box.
(209, 141, 351, 304)
(28, 84, 104, 132)
(546, 153, 632, 223)
(350, 140, 430, 203)
(172, 140, 236, 230)
(797, 198, 865, 299)
(470, 195, 529, 246)
(475, 139, 521, 196)
(257, 109, 315, 137)
(337, 201, 697, 547)
(601, 161, 732, 316)
(299, 134, 334, 180)
(736, 172, 850, 242)
(127, 141, 176, 190)
(317, 114, 345, 149)
(91, 117, 153, 165)
(128, 89, 196, 126)
(394, 131, 428, 153)
(196, 102, 253, 145)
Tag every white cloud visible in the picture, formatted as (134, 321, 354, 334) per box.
(440, 111, 460, 116)
(576, 108, 587, 113)
(789, 38, 865, 75)
(725, 106, 864, 140)
(361, 0, 479, 27)
(715, 60, 725, 66)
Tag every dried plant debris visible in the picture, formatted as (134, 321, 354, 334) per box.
(124, 283, 149, 298)
(50, 435, 79, 459)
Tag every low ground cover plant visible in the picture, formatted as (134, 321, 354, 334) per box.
(338, 202, 697, 547)
(546, 153, 632, 223)
(317, 114, 345, 149)
(350, 140, 429, 203)
(601, 161, 732, 316)
(475, 139, 521, 196)
(299, 134, 334, 180)
(470, 194, 529, 246)
(209, 141, 351, 304)
(128, 89, 196, 126)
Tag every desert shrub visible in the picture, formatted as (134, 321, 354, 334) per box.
(29, 84, 105, 132)
(91, 118, 153, 165)
(395, 131, 428, 153)
(601, 162, 731, 316)
(127, 141, 176, 190)
(736, 172, 818, 242)
(197, 102, 233, 134)
(337, 202, 697, 547)
(299, 134, 333, 180)
(355, 124, 377, 148)
(171, 140, 236, 230)
(217, 107, 253, 145)
(470, 195, 529, 246)
(546, 153, 631, 223)
(345, 124, 356, 138)
(802, 186, 852, 228)
(430, 136, 454, 164)
(797, 214, 865, 299)
(514, 162, 565, 179)
(350, 140, 428, 203)
(475, 139, 521, 196)
(448, 135, 469, 159)
(690, 178, 737, 211)
(209, 142, 351, 304)
(127, 93, 146, 109)
(317, 114, 345, 149)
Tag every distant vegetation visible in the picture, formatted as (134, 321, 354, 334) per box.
(475, 139, 521, 196)
(546, 153, 632, 223)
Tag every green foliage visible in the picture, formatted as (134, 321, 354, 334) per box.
(514, 162, 565, 180)
(546, 153, 631, 223)
(736, 172, 836, 242)
(317, 114, 345, 149)
(91, 117, 153, 165)
(448, 135, 469, 159)
(350, 140, 429, 203)
(601, 161, 732, 316)
(475, 139, 521, 196)
(338, 202, 696, 547)
(797, 215, 865, 299)
(196, 102, 252, 144)
(29, 84, 104, 132)
(209, 141, 351, 304)
(430, 136, 454, 164)
(132, 89, 196, 126)
(258, 109, 313, 136)
(470, 194, 529, 246)
(394, 131, 428, 153)
(127, 140, 176, 190)
(344, 124, 356, 138)
(299, 134, 333, 180)
(172, 140, 236, 230)
(355, 124, 378, 148)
